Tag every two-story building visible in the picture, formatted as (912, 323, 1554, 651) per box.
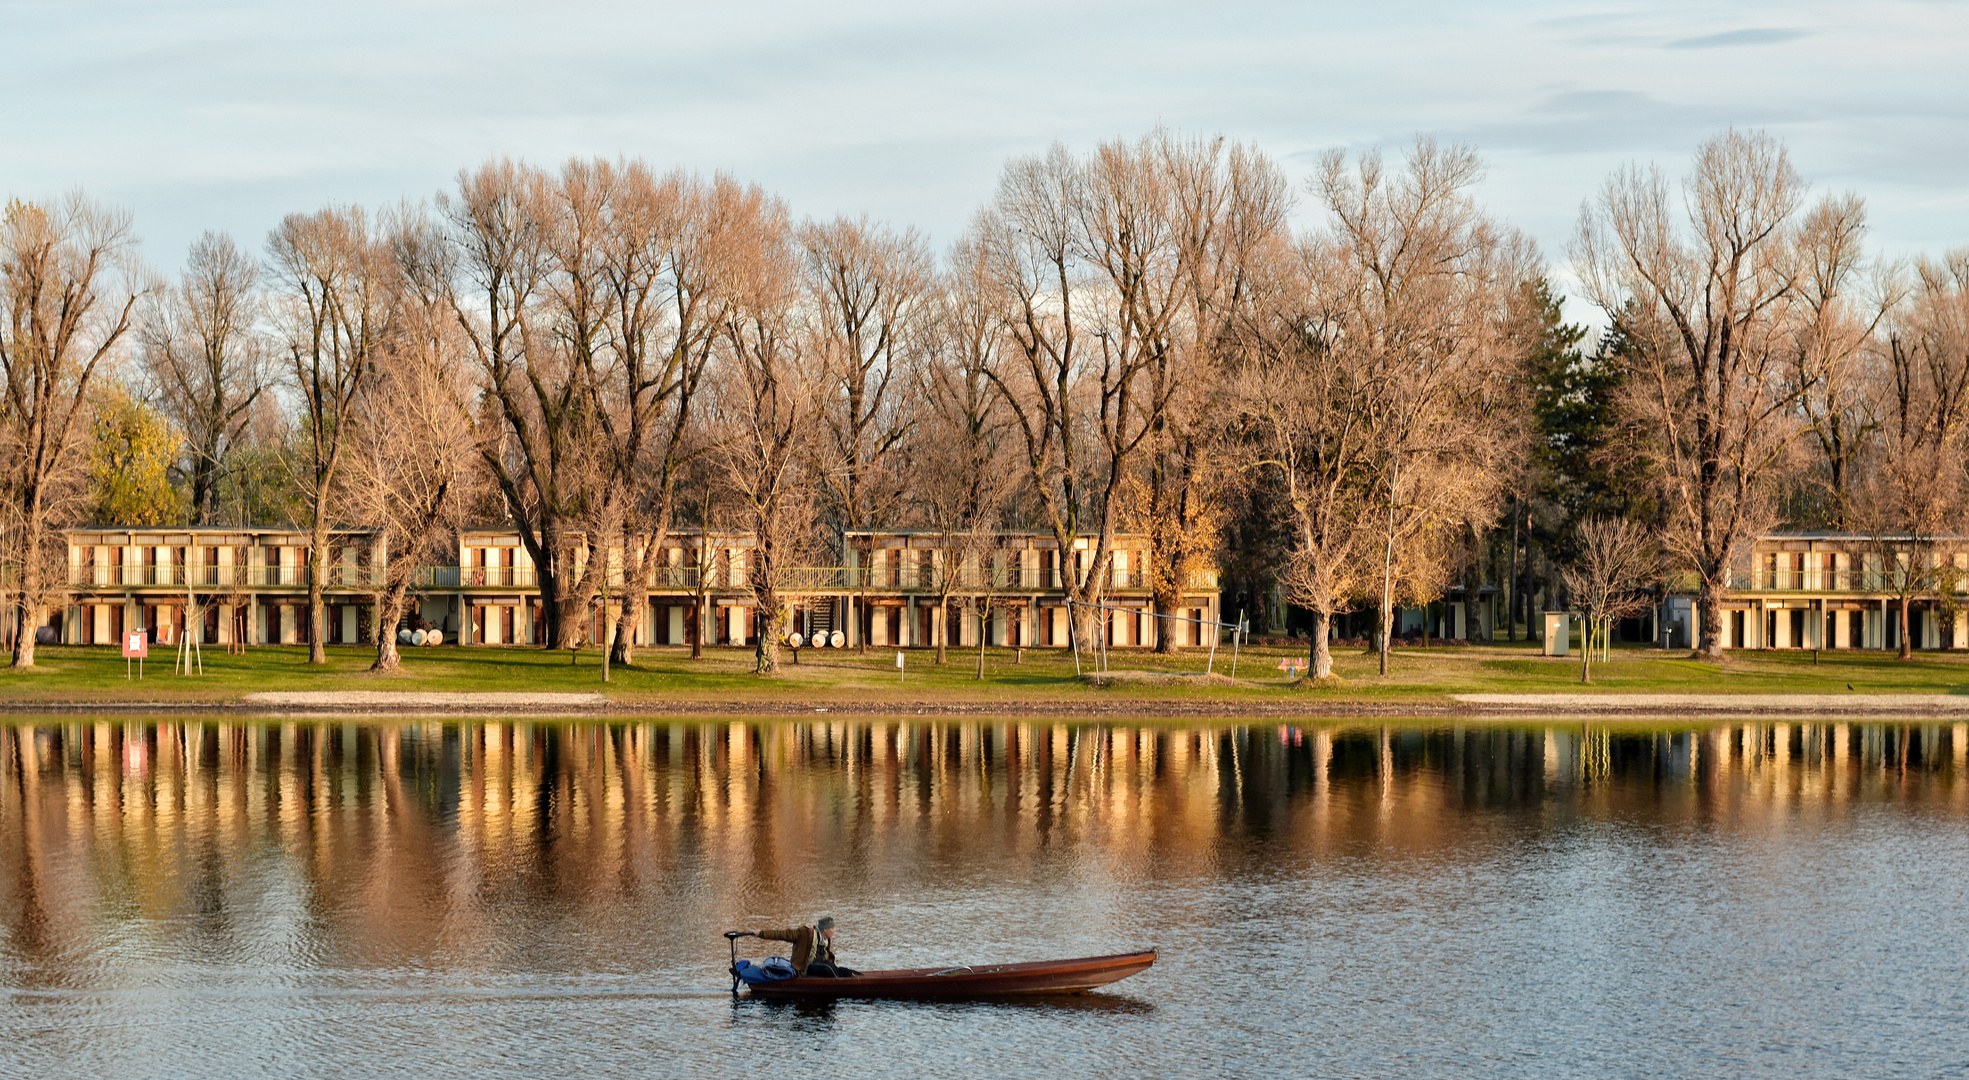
(58, 526, 382, 647)
(53, 526, 1223, 651)
(1719, 531, 1969, 650)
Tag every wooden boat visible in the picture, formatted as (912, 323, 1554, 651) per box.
(739, 949, 1156, 999)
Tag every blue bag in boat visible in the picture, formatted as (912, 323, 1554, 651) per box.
(734, 956, 800, 985)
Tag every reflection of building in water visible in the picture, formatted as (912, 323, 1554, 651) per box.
(2, 721, 1966, 972)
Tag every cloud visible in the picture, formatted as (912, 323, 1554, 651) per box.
(1666, 27, 1809, 49)
(1457, 89, 1791, 157)
(6, 0, 1966, 274)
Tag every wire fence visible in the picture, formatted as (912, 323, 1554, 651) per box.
(1064, 598, 1245, 677)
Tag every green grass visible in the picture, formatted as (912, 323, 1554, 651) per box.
(3, 638, 1968, 705)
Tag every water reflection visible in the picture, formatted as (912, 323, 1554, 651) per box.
(3, 718, 1967, 1078)
(6, 720, 1968, 960)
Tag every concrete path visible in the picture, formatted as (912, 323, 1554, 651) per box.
(242, 691, 606, 712)
(1453, 693, 1969, 716)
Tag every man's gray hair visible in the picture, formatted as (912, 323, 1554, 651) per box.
(815, 916, 836, 932)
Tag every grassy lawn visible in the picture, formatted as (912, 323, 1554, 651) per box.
(3, 638, 1969, 705)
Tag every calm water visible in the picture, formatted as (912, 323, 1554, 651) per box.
(3, 718, 1967, 1079)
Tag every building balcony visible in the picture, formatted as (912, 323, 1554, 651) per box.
(68, 565, 374, 590)
(417, 564, 1195, 595)
(1730, 569, 1963, 595)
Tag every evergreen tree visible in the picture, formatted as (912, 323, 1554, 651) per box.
(1523, 287, 1657, 550)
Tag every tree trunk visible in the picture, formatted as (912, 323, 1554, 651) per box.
(1071, 599, 1098, 656)
(854, 540, 871, 655)
(1378, 531, 1395, 677)
(1309, 609, 1333, 679)
(189, 457, 218, 527)
(1900, 596, 1913, 660)
(1580, 617, 1592, 683)
(9, 507, 43, 668)
(1696, 576, 1725, 659)
(371, 582, 409, 672)
(1506, 499, 1520, 642)
(976, 603, 988, 680)
(525, 518, 567, 650)
(1152, 587, 1179, 654)
(753, 604, 781, 674)
(613, 535, 662, 668)
(611, 592, 637, 667)
(935, 597, 949, 665)
(307, 512, 330, 664)
(554, 591, 588, 651)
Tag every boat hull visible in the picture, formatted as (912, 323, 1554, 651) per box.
(744, 949, 1156, 999)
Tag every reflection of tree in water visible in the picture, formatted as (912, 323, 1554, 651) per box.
(1, 719, 1965, 978)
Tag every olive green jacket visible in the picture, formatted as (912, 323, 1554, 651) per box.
(758, 925, 835, 974)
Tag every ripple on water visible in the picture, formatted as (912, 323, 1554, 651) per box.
(2, 719, 1966, 1079)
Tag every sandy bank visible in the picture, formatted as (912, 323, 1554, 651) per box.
(6, 690, 1969, 719)
(241, 691, 607, 712)
(1451, 693, 1969, 717)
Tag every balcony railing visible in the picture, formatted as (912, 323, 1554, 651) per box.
(1734, 568, 1965, 593)
(71, 561, 1213, 595)
(68, 565, 373, 589)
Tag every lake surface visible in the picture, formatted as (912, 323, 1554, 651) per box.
(3, 718, 1967, 1079)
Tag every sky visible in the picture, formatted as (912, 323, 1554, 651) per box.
(6, 0, 1967, 303)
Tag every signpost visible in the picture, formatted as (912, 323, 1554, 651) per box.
(123, 630, 148, 680)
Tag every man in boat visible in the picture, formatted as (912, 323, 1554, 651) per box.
(753, 916, 858, 977)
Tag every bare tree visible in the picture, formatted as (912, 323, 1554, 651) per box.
(1238, 272, 1375, 679)
(1574, 129, 1813, 659)
(914, 234, 1018, 664)
(1135, 134, 1290, 652)
(978, 139, 1179, 648)
(709, 189, 813, 674)
(1851, 251, 1969, 658)
(801, 216, 931, 649)
(1310, 140, 1530, 674)
(593, 169, 731, 667)
(674, 457, 735, 661)
(268, 204, 390, 663)
(1788, 196, 1895, 525)
(142, 232, 268, 525)
(1559, 517, 1659, 683)
(344, 210, 477, 672)
(1, 196, 140, 666)
(442, 160, 601, 650)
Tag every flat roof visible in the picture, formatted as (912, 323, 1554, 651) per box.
(1760, 531, 1969, 542)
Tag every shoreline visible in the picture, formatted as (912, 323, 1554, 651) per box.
(5, 690, 1969, 720)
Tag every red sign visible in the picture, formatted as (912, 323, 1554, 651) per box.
(122, 631, 148, 659)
